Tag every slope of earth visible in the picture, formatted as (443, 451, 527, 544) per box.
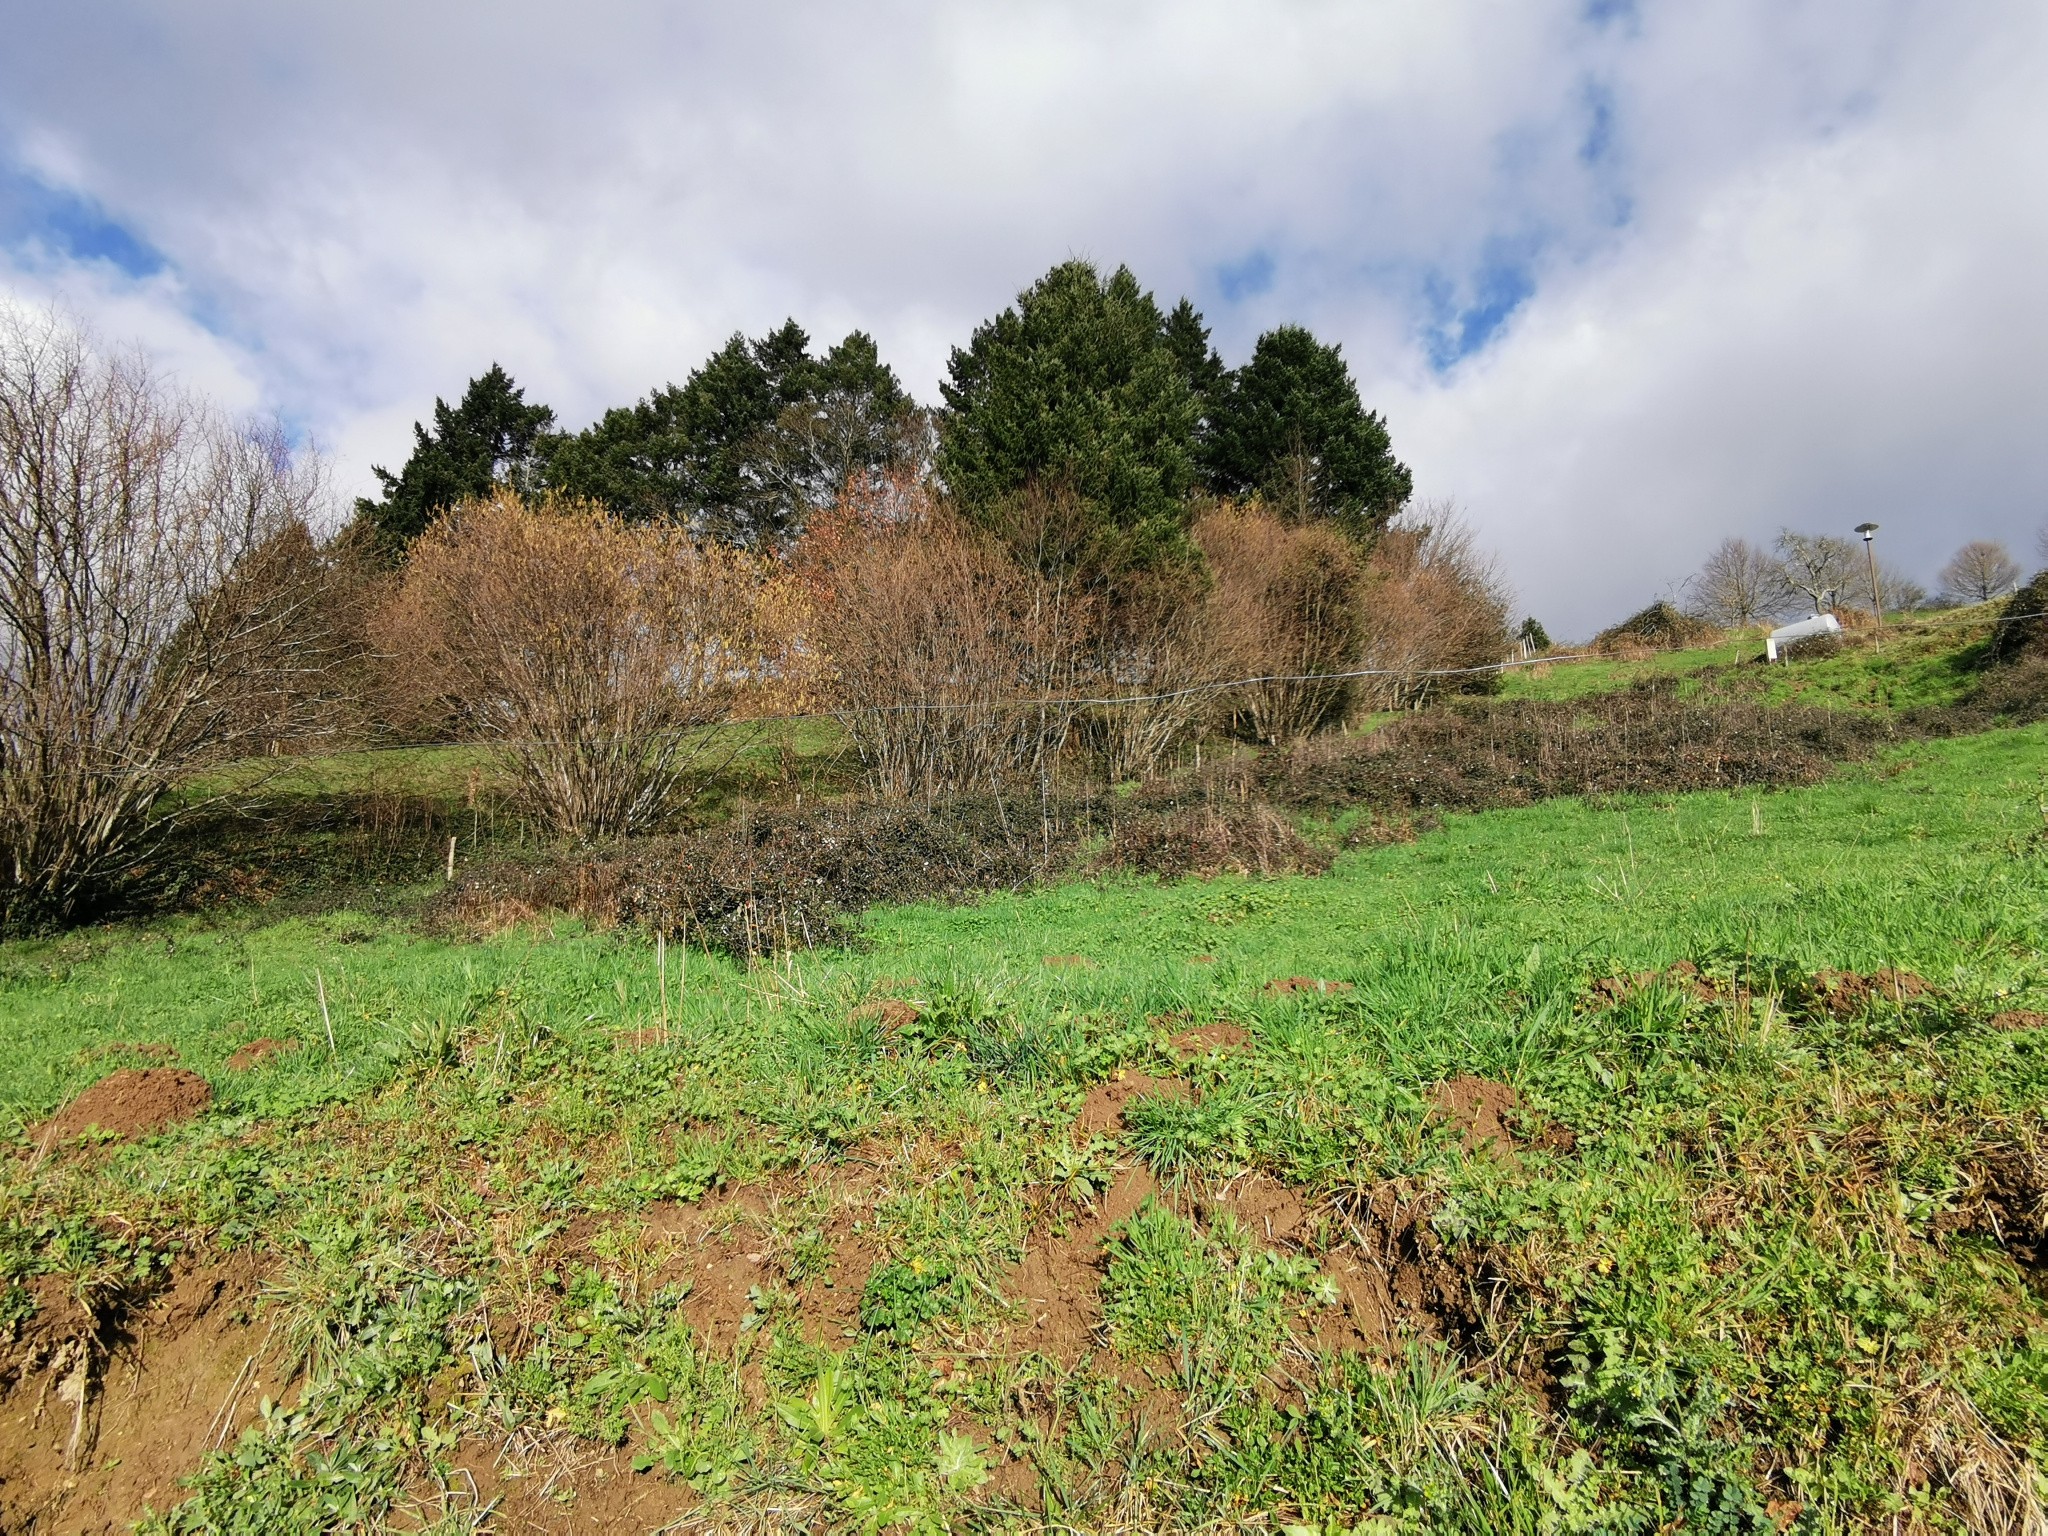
(2, 725, 2045, 1532)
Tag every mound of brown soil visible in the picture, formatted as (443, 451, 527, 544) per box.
(0, 1258, 270, 1535)
(1808, 968, 1936, 1018)
(225, 1038, 297, 1071)
(1009, 1164, 1159, 1365)
(1991, 1010, 2048, 1032)
(37, 1069, 211, 1146)
(1264, 977, 1353, 997)
(1074, 1073, 1189, 1138)
(1170, 1021, 1248, 1058)
(1428, 1077, 1520, 1156)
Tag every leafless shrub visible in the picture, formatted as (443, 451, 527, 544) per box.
(1942, 540, 2022, 605)
(1686, 537, 1791, 627)
(374, 489, 785, 839)
(0, 304, 335, 928)
(1352, 503, 1514, 711)
(1197, 502, 1365, 742)
(797, 472, 1090, 799)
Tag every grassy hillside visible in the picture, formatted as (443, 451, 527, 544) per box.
(4, 702, 2045, 1530)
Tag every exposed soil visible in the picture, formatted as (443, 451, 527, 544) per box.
(1008, 1165, 1159, 1366)
(0, 1257, 274, 1535)
(225, 1037, 298, 1071)
(1590, 960, 1721, 1006)
(34, 1068, 212, 1148)
(1807, 968, 1937, 1018)
(1427, 1077, 1521, 1157)
(1329, 1181, 1514, 1361)
(1263, 977, 1354, 997)
(1169, 1021, 1249, 1058)
(850, 998, 921, 1034)
(1991, 1010, 2048, 1032)
(438, 1441, 698, 1536)
(1073, 1074, 1189, 1138)
(1201, 1172, 1306, 1245)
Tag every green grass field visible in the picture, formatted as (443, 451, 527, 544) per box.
(5, 687, 2046, 1530)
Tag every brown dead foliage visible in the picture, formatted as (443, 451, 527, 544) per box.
(1098, 801, 1332, 879)
(1260, 676, 1903, 813)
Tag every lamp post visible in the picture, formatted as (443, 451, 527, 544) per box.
(1854, 522, 1882, 626)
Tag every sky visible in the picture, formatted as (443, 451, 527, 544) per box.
(2, 0, 2043, 636)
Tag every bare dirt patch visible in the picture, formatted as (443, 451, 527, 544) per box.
(1008, 1165, 1159, 1366)
(850, 998, 921, 1034)
(35, 1068, 212, 1148)
(1428, 1077, 1521, 1157)
(1808, 969, 1937, 1018)
(226, 1037, 298, 1071)
(0, 1257, 272, 1535)
(440, 1441, 697, 1536)
(1201, 1172, 1305, 1245)
(1074, 1074, 1189, 1138)
(1991, 1010, 2048, 1032)
(1169, 1021, 1249, 1058)
(1263, 977, 1354, 997)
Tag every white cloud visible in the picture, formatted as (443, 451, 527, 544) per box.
(2, 0, 2042, 631)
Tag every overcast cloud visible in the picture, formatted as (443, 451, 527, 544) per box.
(2, 0, 2041, 634)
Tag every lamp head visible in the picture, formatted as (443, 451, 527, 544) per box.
(1854, 521, 1879, 542)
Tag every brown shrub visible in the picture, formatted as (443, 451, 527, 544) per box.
(1259, 677, 1900, 812)
(1592, 600, 1720, 654)
(797, 475, 1090, 799)
(1986, 570, 2048, 667)
(1197, 503, 1364, 743)
(374, 491, 788, 838)
(445, 794, 1077, 955)
(1352, 504, 1515, 711)
(1100, 802, 1332, 879)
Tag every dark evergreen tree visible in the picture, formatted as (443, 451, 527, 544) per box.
(355, 364, 555, 551)
(1162, 298, 1227, 417)
(542, 322, 916, 547)
(1204, 324, 1410, 540)
(937, 260, 1201, 585)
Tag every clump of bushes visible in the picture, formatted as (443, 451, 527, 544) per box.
(1593, 601, 1720, 655)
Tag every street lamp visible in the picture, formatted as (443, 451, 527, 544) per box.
(1854, 523, 1882, 625)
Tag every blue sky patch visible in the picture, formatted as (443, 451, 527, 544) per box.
(1, 163, 166, 278)
(1424, 250, 1539, 370)
(1215, 249, 1276, 302)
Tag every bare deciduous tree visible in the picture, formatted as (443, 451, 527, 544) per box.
(375, 490, 783, 838)
(1686, 537, 1790, 627)
(1774, 532, 1859, 616)
(1352, 503, 1514, 711)
(0, 304, 335, 928)
(1878, 564, 1930, 613)
(1940, 540, 2021, 605)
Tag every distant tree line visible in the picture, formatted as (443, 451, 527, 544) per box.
(1685, 531, 2026, 629)
(353, 259, 1413, 582)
